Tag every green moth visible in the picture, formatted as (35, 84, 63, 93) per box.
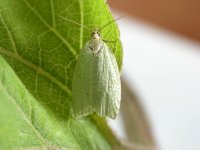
(59, 15, 122, 119)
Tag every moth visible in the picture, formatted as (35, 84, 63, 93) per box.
(59, 15, 122, 119)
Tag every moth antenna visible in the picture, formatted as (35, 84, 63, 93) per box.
(100, 16, 124, 31)
(57, 15, 92, 31)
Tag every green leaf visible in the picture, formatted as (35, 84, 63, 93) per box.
(0, 0, 123, 149)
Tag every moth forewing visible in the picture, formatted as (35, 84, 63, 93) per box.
(97, 43, 121, 118)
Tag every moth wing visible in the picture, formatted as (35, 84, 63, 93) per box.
(72, 42, 121, 119)
(91, 42, 121, 118)
(72, 44, 94, 117)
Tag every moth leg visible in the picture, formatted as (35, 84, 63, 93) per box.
(103, 37, 120, 43)
(93, 50, 100, 56)
(102, 34, 120, 43)
(89, 46, 93, 51)
(88, 46, 96, 56)
(91, 45, 102, 56)
(103, 39, 118, 43)
(94, 44, 104, 56)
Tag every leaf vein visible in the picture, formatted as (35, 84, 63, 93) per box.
(0, 12, 18, 55)
(50, 0, 56, 28)
(21, 0, 77, 56)
(1, 82, 49, 145)
(79, 0, 83, 49)
(0, 48, 72, 96)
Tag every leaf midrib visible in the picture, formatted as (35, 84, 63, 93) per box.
(50, 0, 56, 28)
(79, 0, 83, 49)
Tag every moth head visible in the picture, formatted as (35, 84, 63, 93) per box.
(91, 29, 101, 40)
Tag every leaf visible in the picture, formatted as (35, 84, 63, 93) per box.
(0, 0, 123, 150)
